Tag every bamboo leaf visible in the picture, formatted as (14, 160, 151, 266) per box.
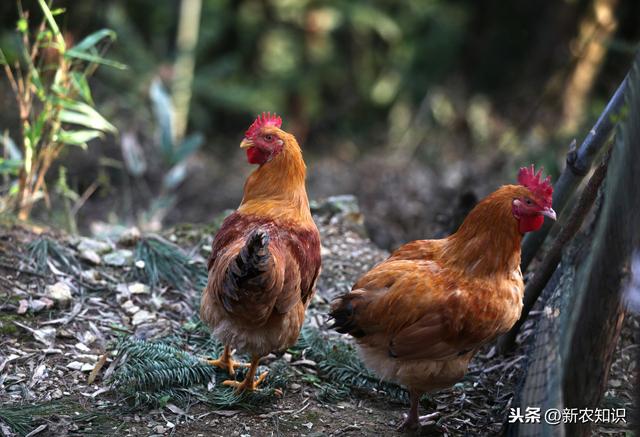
(57, 129, 104, 148)
(163, 162, 187, 190)
(59, 109, 113, 133)
(27, 60, 46, 100)
(16, 18, 28, 33)
(173, 133, 203, 165)
(70, 72, 94, 104)
(30, 111, 48, 145)
(71, 28, 116, 53)
(58, 100, 117, 133)
(149, 78, 175, 161)
(1, 132, 22, 160)
(37, 0, 66, 52)
(0, 158, 23, 175)
(64, 48, 127, 69)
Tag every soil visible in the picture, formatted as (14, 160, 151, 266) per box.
(0, 201, 635, 437)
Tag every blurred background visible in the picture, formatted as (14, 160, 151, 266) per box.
(0, 0, 638, 249)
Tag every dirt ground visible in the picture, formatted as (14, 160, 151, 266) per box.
(0, 202, 635, 437)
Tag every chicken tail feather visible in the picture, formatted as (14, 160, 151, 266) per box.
(221, 229, 272, 312)
(329, 293, 366, 338)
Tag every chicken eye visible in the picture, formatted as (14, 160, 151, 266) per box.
(525, 198, 533, 205)
(264, 134, 274, 142)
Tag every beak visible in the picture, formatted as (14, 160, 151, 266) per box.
(240, 138, 253, 149)
(541, 207, 557, 221)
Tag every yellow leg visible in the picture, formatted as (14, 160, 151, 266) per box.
(206, 345, 250, 376)
(222, 355, 268, 392)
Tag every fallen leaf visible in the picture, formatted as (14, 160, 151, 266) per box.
(75, 342, 91, 352)
(166, 403, 187, 415)
(121, 300, 140, 315)
(128, 282, 150, 294)
(67, 361, 84, 370)
(46, 282, 73, 305)
(103, 250, 133, 267)
(80, 249, 101, 264)
(77, 237, 112, 254)
(211, 410, 239, 417)
(30, 298, 54, 313)
(17, 299, 29, 314)
(132, 310, 155, 326)
(87, 354, 108, 384)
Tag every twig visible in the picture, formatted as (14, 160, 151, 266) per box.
(499, 146, 612, 353)
(521, 74, 628, 271)
(481, 355, 526, 374)
(71, 180, 99, 216)
(0, 260, 47, 278)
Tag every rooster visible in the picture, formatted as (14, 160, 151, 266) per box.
(330, 166, 555, 430)
(200, 113, 321, 391)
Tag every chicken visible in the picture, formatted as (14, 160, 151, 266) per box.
(200, 112, 321, 392)
(330, 165, 555, 430)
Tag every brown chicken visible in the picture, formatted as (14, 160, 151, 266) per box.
(200, 113, 321, 391)
(330, 166, 555, 430)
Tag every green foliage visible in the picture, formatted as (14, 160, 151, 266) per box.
(293, 326, 409, 404)
(0, 400, 121, 437)
(148, 78, 203, 189)
(109, 334, 288, 410)
(120, 78, 203, 229)
(130, 235, 207, 290)
(110, 338, 215, 393)
(97, 0, 469, 140)
(109, 337, 214, 408)
(0, 402, 68, 436)
(0, 0, 123, 219)
(27, 235, 80, 275)
(109, 319, 408, 412)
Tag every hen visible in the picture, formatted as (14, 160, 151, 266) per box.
(330, 166, 555, 430)
(200, 113, 321, 391)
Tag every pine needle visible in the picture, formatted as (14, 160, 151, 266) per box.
(0, 401, 120, 436)
(109, 321, 407, 411)
(130, 235, 206, 290)
(27, 236, 80, 275)
(293, 326, 409, 404)
(109, 335, 288, 410)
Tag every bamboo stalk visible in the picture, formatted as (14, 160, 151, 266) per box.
(172, 0, 202, 143)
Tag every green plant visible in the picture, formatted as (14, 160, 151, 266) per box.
(109, 334, 287, 409)
(0, 0, 125, 220)
(28, 235, 80, 275)
(0, 400, 121, 437)
(130, 234, 207, 291)
(108, 318, 409, 414)
(293, 326, 409, 404)
(141, 79, 203, 229)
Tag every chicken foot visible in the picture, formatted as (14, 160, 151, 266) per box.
(397, 390, 441, 431)
(223, 355, 268, 392)
(206, 345, 250, 376)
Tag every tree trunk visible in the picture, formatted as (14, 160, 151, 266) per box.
(560, 0, 619, 134)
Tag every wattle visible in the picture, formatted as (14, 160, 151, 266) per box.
(518, 214, 544, 234)
(246, 147, 270, 165)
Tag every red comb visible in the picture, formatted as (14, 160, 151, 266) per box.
(518, 165, 553, 207)
(245, 112, 282, 139)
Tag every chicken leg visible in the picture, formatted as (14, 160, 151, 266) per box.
(206, 345, 249, 376)
(223, 355, 268, 392)
(397, 390, 440, 431)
